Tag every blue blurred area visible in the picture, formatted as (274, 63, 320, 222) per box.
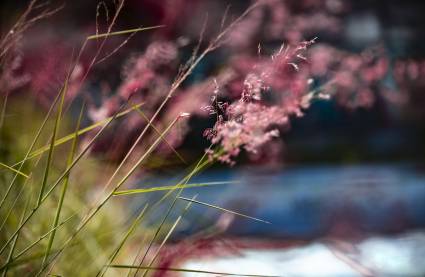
(138, 164, 425, 239)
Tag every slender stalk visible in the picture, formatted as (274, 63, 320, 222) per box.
(37, 77, 68, 206)
(0, 162, 28, 178)
(113, 181, 237, 196)
(86, 25, 164, 40)
(178, 197, 271, 224)
(41, 103, 84, 268)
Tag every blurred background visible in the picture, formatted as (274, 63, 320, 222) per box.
(1, 0, 425, 276)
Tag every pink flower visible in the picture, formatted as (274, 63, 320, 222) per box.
(204, 39, 322, 164)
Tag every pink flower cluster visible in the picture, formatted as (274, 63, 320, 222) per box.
(203, 39, 324, 164)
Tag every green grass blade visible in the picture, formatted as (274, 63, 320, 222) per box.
(113, 181, 238, 196)
(36, 76, 69, 273)
(37, 78, 68, 206)
(42, 102, 85, 268)
(86, 25, 164, 40)
(108, 265, 283, 277)
(178, 197, 271, 224)
(0, 162, 29, 178)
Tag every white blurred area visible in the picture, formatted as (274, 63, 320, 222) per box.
(181, 231, 425, 277)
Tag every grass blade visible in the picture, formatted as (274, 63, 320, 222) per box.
(0, 162, 28, 178)
(86, 25, 164, 40)
(178, 197, 271, 224)
(113, 181, 238, 196)
(37, 75, 68, 206)
(41, 102, 85, 268)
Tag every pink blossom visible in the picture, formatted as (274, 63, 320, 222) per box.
(203, 39, 323, 164)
